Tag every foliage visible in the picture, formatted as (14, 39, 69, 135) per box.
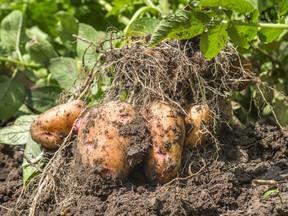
(150, 0, 288, 59)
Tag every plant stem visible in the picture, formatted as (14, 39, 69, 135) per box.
(0, 56, 41, 68)
(232, 22, 288, 29)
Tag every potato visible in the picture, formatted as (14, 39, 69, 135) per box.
(76, 101, 137, 180)
(184, 104, 213, 148)
(30, 100, 86, 149)
(143, 100, 185, 184)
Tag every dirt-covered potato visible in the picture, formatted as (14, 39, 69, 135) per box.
(30, 100, 86, 149)
(143, 100, 185, 184)
(185, 104, 213, 148)
(76, 101, 137, 180)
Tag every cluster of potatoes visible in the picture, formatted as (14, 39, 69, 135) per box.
(30, 100, 213, 184)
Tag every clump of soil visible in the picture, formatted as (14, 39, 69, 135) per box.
(1, 123, 287, 215)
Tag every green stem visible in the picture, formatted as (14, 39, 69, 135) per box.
(144, 0, 158, 11)
(231, 22, 288, 29)
(0, 56, 41, 68)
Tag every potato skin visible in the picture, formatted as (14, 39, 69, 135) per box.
(144, 100, 185, 184)
(184, 104, 213, 148)
(30, 100, 86, 149)
(76, 101, 137, 180)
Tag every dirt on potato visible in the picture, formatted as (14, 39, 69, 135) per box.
(0, 122, 288, 216)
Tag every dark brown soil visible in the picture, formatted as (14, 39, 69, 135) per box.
(1, 122, 288, 216)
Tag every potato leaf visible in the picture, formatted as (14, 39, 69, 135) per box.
(23, 134, 43, 186)
(77, 23, 106, 63)
(150, 10, 208, 46)
(199, 0, 255, 14)
(228, 25, 257, 48)
(48, 57, 81, 90)
(25, 37, 58, 65)
(26, 85, 63, 113)
(279, 0, 288, 16)
(127, 17, 160, 36)
(0, 115, 38, 145)
(56, 11, 79, 51)
(200, 23, 228, 59)
(259, 28, 284, 43)
(0, 75, 26, 120)
(0, 10, 24, 51)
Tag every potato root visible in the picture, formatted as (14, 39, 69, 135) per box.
(30, 100, 86, 149)
(76, 101, 137, 180)
(144, 100, 185, 184)
(185, 104, 213, 148)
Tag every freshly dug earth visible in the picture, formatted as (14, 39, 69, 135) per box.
(1, 122, 288, 215)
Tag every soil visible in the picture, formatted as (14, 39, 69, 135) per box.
(1, 122, 288, 216)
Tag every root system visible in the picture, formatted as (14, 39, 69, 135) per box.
(13, 35, 259, 215)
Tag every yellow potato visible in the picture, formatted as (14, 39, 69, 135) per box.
(143, 100, 185, 184)
(184, 104, 213, 148)
(76, 101, 137, 180)
(30, 100, 86, 149)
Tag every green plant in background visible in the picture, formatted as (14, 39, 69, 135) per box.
(0, 0, 288, 185)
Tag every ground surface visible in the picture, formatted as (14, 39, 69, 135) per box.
(0, 122, 287, 216)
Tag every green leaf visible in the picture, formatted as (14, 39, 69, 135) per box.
(27, 1, 58, 36)
(168, 12, 210, 40)
(259, 28, 284, 42)
(150, 10, 209, 46)
(0, 10, 24, 51)
(279, 0, 288, 16)
(127, 18, 160, 36)
(199, 0, 255, 14)
(150, 10, 191, 46)
(0, 115, 38, 145)
(77, 23, 106, 63)
(250, 9, 260, 22)
(228, 25, 257, 48)
(107, 0, 134, 17)
(26, 85, 63, 113)
(56, 11, 79, 51)
(263, 189, 279, 198)
(0, 75, 26, 120)
(25, 37, 58, 65)
(200, 23, 228, 59)
(23, 134, 43, 186)
(48, 57, 81, 90)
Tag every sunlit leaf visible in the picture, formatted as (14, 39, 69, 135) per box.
(48, 57, 81, 90)
(0, 10, 24, 51)
(279, 0, 288, 16)
(150, 10, 209, 46)
(228, 25, 257, 48)
(23, 134, 43, 186)
(200, 23, 228, 59)
(77, 23, 106, 63)
(259, 28, 284, 42)
(199, 0, 255, 14)
(127, 17, 160, 36)
(0, 115, 38, 145)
